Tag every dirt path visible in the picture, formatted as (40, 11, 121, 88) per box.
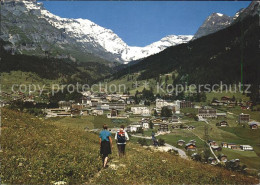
(181, 122, 220, 163)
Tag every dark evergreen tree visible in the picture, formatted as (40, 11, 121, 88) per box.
(149, 121, 154, 129)
(161, 106, 172, 117)
(154, 110, 158, 117)
(165, 75, 169, 83)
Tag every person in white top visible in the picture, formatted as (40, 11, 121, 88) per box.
(115, 125, 129, 157)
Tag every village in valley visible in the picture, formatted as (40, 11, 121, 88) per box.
(44, 92, 260, 173)
(2, 85, 259, 174)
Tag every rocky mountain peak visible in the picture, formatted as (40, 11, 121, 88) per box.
(193, 12, 233, 39)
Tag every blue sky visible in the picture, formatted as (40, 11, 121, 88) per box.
(41, 1, 250, 47)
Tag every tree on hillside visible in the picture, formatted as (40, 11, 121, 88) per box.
(203, 147, 211, 162)
(49, 86, 82, 104)
(176, 91, 185, 100)
(165, 75, 169, 83)
(154, 110, 158, 117)
(249, 84, 260, 105)
(138, 138, 148, 146)
(155, 75, 160, 82)
(231, 95, 236, 102)
(161, 106, 172, 117)
(201, 92, 207, 102)
(134, 95, 140, 104)
(165, 83, 168, 89)
(172, 74, 175, 82)
(158, 138, 165, 146)
(144, 100, 150, 106)
(142, 88, 155, 102)
(156, 93, 161, 99)
(126, 87, 130, 95)
(149, 121, 154, 129)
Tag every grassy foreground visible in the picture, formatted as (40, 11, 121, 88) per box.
(0, 108, 258, 184)
(0, 109, 102, 184)
(93, 143, 258, 184)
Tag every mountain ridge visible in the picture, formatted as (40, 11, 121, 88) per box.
(0, 0, 192, 63)
(193, 12, 234, 39)
(111, 1, 260, 102)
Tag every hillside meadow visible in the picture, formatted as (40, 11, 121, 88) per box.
(0, 109, 102, 184)
(0, 108, 258, 184)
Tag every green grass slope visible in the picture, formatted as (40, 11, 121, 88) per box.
(0, 109, 102, 184)
(93, 142, 258, 184)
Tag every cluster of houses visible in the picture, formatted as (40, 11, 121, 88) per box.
(221, 142, 254, 151)
(197, 106, 254, 127)
(1, 91, 36, 103)
(39, 94, 200, 136)
(45, 92, 135, 118)
(126, 117, 179, 133)
(1, 90, 48, 108)
(197, 106, 227, 119)
(177, 139, 197, 151)
(155, 99, 193, 115)
(178, 138, 253, 166)
(44, 93, 195, 133)
(238, 114, 259, 129)
(126, 118, 150, 132)
(45, 103, 85, 117)
(211, 96, 252, 109)
(81, 91, 132, 109)
(191, 153, 229, 164)
(1, 91, 23, 99)
(131, 106, 150, 116)
(126, 116, 186, 133)
(191, 150, 242, 166)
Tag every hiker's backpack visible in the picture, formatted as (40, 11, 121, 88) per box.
(117, 131, 126, 143)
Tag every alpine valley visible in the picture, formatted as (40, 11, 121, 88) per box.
(1, 0, 259, 89)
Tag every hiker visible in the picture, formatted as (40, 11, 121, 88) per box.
(99, 124, 112, 168)
(115, 125, 129, 157)
(152, 131, 158, 147)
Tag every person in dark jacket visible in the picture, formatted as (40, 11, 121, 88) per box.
(115, 125, 129, 157)
(152, 131, 158, 146)
(99, 124, 112, 168)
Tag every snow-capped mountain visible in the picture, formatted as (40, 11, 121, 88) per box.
(120, 35, 193, 62)
(193, 13, 234, 39)
(0, 0, 192, 63)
